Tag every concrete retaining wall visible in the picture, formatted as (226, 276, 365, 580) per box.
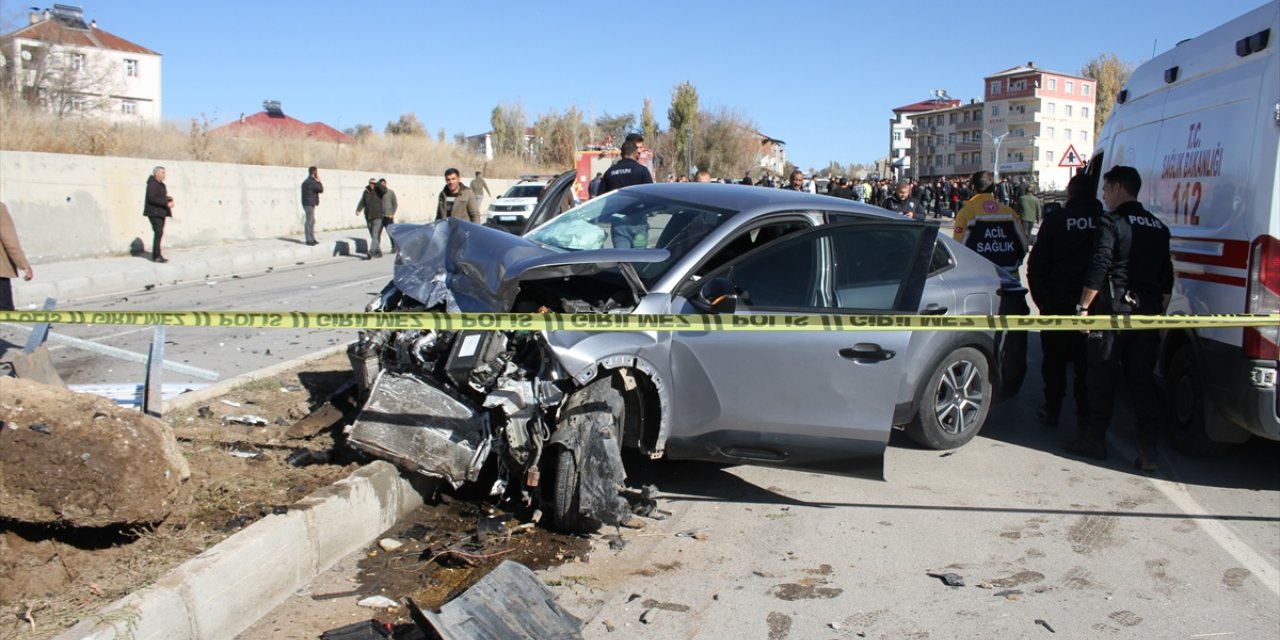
(0, 150, 515, 262)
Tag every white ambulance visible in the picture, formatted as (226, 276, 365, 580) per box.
(1085, 0, 1278, 453)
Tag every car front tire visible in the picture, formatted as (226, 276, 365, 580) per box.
(906, 347, 992, 449)
(550, 377, 626, 533)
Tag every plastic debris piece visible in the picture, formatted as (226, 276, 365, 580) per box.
(220, 399, 241, 407)
(222, 414, 268, 426)
(197, 406, 214, 419)
(357, 595, 399, 610)
(1034, 619, 1056, 633)
(676, 528, 710, 539)
(407, 562, 582, 638)
(639, 608, 655, 624)
(319, 619, 393, 640)
(285, 447, 331, 467)
(379, 538, 404, 552)
(271, 505, 289, 515)
(926, 571, 966, 587)
(29, 422, 50, 435)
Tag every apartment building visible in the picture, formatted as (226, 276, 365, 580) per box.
(983, 64, 1096, 189)
(889, 95, 960, 181)
(1, 5, 162, 124)
(894, 63, 1098, 190)
(905, 100, 987, 181)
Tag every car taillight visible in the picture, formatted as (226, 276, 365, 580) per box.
(1243, 234, 1280, 360)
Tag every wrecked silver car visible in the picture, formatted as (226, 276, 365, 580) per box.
(348, 183, 1026, 532)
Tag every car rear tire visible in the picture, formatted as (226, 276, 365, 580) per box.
(906, 347, 992, 449)
(1166, 347, 1232, 456)
(550, 377, 626, 533)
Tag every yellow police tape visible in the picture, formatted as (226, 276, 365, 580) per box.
(1, 310, 1277, 332)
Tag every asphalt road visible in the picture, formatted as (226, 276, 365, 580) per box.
(5, 256, 1276, 638)
(1, 254, 390, 388)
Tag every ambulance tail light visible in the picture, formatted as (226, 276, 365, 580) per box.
(1243, 234, 1280, 360)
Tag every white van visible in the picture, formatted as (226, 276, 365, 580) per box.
(1085, 0, 1278, 453)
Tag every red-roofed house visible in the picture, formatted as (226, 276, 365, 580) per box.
(0, 5, 162, 123)
(213, 101, 354, 144)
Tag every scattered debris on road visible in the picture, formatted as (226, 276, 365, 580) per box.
(1034, 618, 1056, 633)
(926, 571, 966, 587)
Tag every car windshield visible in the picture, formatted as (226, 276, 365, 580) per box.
(525, 190, 739, 286)
(502, 184, 545, 198)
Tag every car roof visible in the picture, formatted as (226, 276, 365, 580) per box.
(616, 182, 901, 220)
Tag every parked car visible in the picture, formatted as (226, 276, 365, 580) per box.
(347, 183, 1027, 532)
(486, 177, 551, 232)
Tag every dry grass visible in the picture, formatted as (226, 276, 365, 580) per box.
(0, 102, 550, 177)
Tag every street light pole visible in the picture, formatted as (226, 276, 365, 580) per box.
(984, 129, 1010, 181)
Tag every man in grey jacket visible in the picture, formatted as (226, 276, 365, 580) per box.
(378, 178, 399, 252)
(301, 166, 323, 245)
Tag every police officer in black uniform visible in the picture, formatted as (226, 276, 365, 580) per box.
(886, 181, 924, 221)
(1066, 166, 1173, 472)
(1027, 174, 1102, 428)
(597, 140, 654, 248)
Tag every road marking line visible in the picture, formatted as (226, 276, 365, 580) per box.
(1147, 474, 1280, 597)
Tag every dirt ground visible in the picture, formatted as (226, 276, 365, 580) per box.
(0, 351, 601, 640)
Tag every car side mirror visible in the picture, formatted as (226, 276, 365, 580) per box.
(692, 277, 738, 314)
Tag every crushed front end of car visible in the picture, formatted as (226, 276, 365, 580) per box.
(345, 219, 665, 531)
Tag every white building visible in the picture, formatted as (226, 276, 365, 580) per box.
(1, 5, 162, 124)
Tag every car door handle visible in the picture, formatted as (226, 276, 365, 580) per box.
(839, 343, 896, 362)
(920, 303, 948, 315)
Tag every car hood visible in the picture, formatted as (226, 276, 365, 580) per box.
(387, 218, 669, 313)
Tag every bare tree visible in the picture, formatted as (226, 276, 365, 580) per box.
(385, 112, 427, 136)
(692, 106, 758, 177)
(594, 111, 635, 147)
(1081, 53, 1134, 139)
(532, 105, 587, 167)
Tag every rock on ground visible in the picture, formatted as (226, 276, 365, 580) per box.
(0, 377, 191, 527)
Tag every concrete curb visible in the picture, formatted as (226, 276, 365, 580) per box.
(54, 461, 428, 640)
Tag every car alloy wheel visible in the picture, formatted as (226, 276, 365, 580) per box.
(934, 359, 984, 435)
(906, 347, 992, 450)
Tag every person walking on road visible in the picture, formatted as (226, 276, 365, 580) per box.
(470, 171, 491, 211)
(301, 166, 323, 246)
(378, 178, 399, 253)
(1066, 166, 1173, 472)
(436, 168, 481, 223)
(143, 166, 174, 263)
(1026, 174, 1102, 429)
(1018, 183, 1043, 243)
(0, 203, 34, 311)
(355, 178, 386, 258)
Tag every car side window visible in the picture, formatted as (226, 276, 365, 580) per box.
(830, 226, 925, 311)
(696, 220, 810, 276)
(929, 240, 955, 275)
(714, 231, 825, 309)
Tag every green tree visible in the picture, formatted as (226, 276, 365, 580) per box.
(385, 112, 426, 136)
(594, 111, 635, 147)
(1081, 53, 1135, 139)
(667, 82, 699, 177)
(490, 101, 528, 156)
(641, 98, 657, 142)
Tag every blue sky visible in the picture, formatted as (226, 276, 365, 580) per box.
(3, 0, 1269, 169)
